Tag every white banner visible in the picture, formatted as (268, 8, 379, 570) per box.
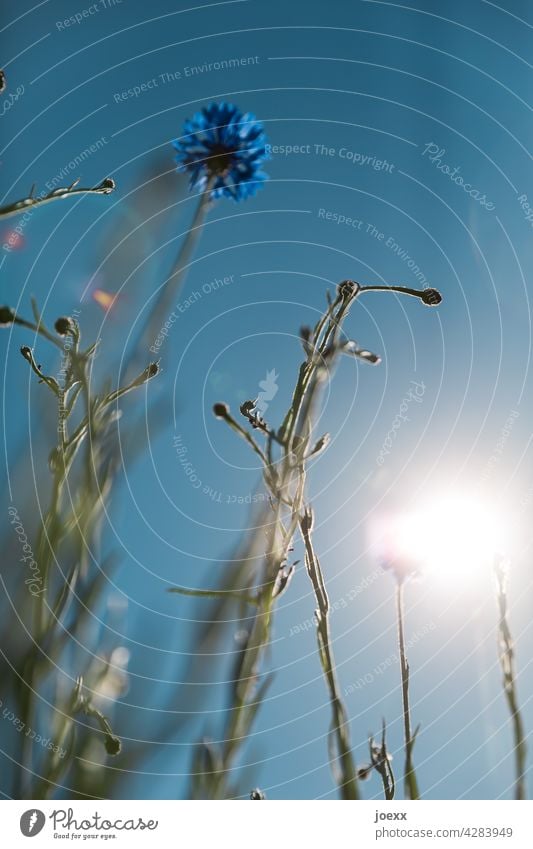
(1, 800, 531, 848)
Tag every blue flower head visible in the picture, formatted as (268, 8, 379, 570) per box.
(173, 102, 269, 201)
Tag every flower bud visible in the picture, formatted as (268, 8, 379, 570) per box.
(213, 402, 229, 419)
(104, 734, 121, 756)
(337, 280, 360, 300)
(300, 506, 315, 534)
(240, 399, 257, 419)
(421, 288, 442, 306)
(98, 177, 116, 194)
(0, 306, 15, 326)
(357, 765, 373, 780)
(54, 316, 74, 336)
(131, 362, 160, 388)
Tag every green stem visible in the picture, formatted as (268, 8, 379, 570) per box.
(300, 510, 359, 799)
(396, 580, 420, 800)
(205, 285, 362, 799)
(133, 181, 214, 366)
(494, 560, 528, 800)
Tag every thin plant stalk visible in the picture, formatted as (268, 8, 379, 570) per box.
(369, 720, 395, 800)
(193, 284, 362, 798)
(494, 556, 527, 800)
(182, 279, 440, 798)
(132, 178, 215, 365)
(10, 309, 157, 798)
(300, 508, 359, 799)
(396, 579, 420, 800)
(0, 178, 115, 219)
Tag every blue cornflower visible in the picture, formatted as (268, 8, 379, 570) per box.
(173, 102, 269, 201)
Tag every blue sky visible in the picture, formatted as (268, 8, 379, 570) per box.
(1, 0, 532, 800)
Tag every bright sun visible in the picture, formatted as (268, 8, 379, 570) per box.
(370, 494, 509, 581)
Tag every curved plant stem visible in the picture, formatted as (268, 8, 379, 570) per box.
(191, 279, 440, 798)
(396, 580, 420, 800)
(132, 179, 215, 365)
(494, 557, 528, 800)
(199, 283, 362, 799)
(300, 508, 359, 799)
(0, 178, 114, 220)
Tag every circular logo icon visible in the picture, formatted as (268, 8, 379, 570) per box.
(20, 810, 46, 837)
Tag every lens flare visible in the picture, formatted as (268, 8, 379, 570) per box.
(92, 288, 118, 312)
(369, 494, 509, 581)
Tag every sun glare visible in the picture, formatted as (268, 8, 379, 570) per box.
(370, 494, 509, 581)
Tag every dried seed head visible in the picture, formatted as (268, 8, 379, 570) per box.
(131, 361, 160, 388)
(54, 316, 75, 336)
(357, 765, 373, 781)
(213, 402, 229, 419)
(300, 506, 315, 534)
(0, 306, 15, 326)
(421, 288, 442, 306)
(308, 433, 330, 457)
(104, 734, 121, 756)
(337, 279, 360, 300)
(240, 400, 256, 417)
(98, 177, 116, 193)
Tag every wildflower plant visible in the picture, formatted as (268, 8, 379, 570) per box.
(0, 177, 115, 219)
(1, 92, 270, 799)
(0, 70, 453, 801)
(138, 102, 269, 357)
(171, 279, 441, 799)
(1, 300, 158, 797)
(173, 101, 269, 201)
